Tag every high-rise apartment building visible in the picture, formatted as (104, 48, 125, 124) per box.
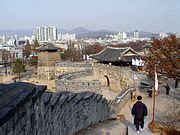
(117, 32, 127, 40)
(134, 30, 139, 39)
(0, 35, 6, 44)
(58, 33, 76, 41)
(176, 33, 180, 39)
(159, 33, 167, 39)
(35, 26, 57, 42)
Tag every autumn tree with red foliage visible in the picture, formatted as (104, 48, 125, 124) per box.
(109, 41, 146, 52)
(144, 36, 180, 81)
(84, 44, 104, 55)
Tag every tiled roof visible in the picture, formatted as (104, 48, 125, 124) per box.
(90, 46, 139, 62)
(0, 82, 46, 126)
(38, 45, 58, 52)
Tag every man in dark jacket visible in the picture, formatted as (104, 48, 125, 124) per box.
(131, 96, 148, 133)
(165, 84, 170, 95)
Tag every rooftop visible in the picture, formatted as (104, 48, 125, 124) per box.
(0, 82, 46, 126)
(38, 44, 58, 52)
(90, 46, 140, 62)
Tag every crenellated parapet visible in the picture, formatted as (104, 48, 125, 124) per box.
(0, 82, 134, 135)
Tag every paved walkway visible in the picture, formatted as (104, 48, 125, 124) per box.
(101, 86, 119, 100)
(76, 120, 127, 135)
(119, 95, 158, 135)
(119, 87, 179, 134)
(78, 86, 179, 135)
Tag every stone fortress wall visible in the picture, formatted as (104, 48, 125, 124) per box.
(0, 83, 134, 135)
(37, 67, 56, 80)
(55, 70, 101, 94)
(93, 63, 148, 92)
(37, 62, 92, 80)
(0, 62, 149, 135)
(38, 52, 61, 67)
(53, 62, 148, 94)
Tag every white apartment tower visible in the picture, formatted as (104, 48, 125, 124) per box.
(117, 32, 127, 40)
(35, 26, 57, 41)
(58, 33, 76, 41)
(134, 30, 139, 39)
(159, 33, 167, 39)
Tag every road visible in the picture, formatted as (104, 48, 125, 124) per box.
(1, 69, 34, 84)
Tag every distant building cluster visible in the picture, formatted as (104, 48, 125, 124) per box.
(0, 25, 179, 63)
(84, 30, 149, 45)
(0, 26, 78, 61)
(0, 35, 35, 46)
(35, 26, 57, 42)
(35, 26, 76, 42)
(0, 35, 33, 61)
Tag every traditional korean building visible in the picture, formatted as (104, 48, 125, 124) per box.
(38, 45, 60, 67)
(37, 44, 61, 80)
(90, 46, 141, 66)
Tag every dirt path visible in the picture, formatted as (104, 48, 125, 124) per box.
(22, 77, 56, 92)
(0, 75, 16, 83)
(76, 120, 127, 135)
(77, 88, 180, 135)
(101, 86, 118, 100)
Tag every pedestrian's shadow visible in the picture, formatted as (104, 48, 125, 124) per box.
(121, 118, 135, 131)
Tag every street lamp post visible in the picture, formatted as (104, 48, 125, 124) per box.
(0, 63, 3, 84)
(2, 45, 8, 76)
(149, 67, 158, 130)
(152, 67, 158, 123)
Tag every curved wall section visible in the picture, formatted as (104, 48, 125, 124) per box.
(0, 82, 134, 135)
(55, 70, 102, 94)
(93, 63, 148, 92)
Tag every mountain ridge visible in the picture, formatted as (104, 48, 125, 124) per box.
(0, 27, 159, 38)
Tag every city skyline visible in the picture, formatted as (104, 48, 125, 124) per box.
(0, 0, 180, 32)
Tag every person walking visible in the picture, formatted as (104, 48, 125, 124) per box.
(165, 84, 170, 95)
(175, 79, 178, 88)
(131, 96, 148, 133)
(147, 87, 152, 98)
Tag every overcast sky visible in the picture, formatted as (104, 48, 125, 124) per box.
(0, 0, 180, 32)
